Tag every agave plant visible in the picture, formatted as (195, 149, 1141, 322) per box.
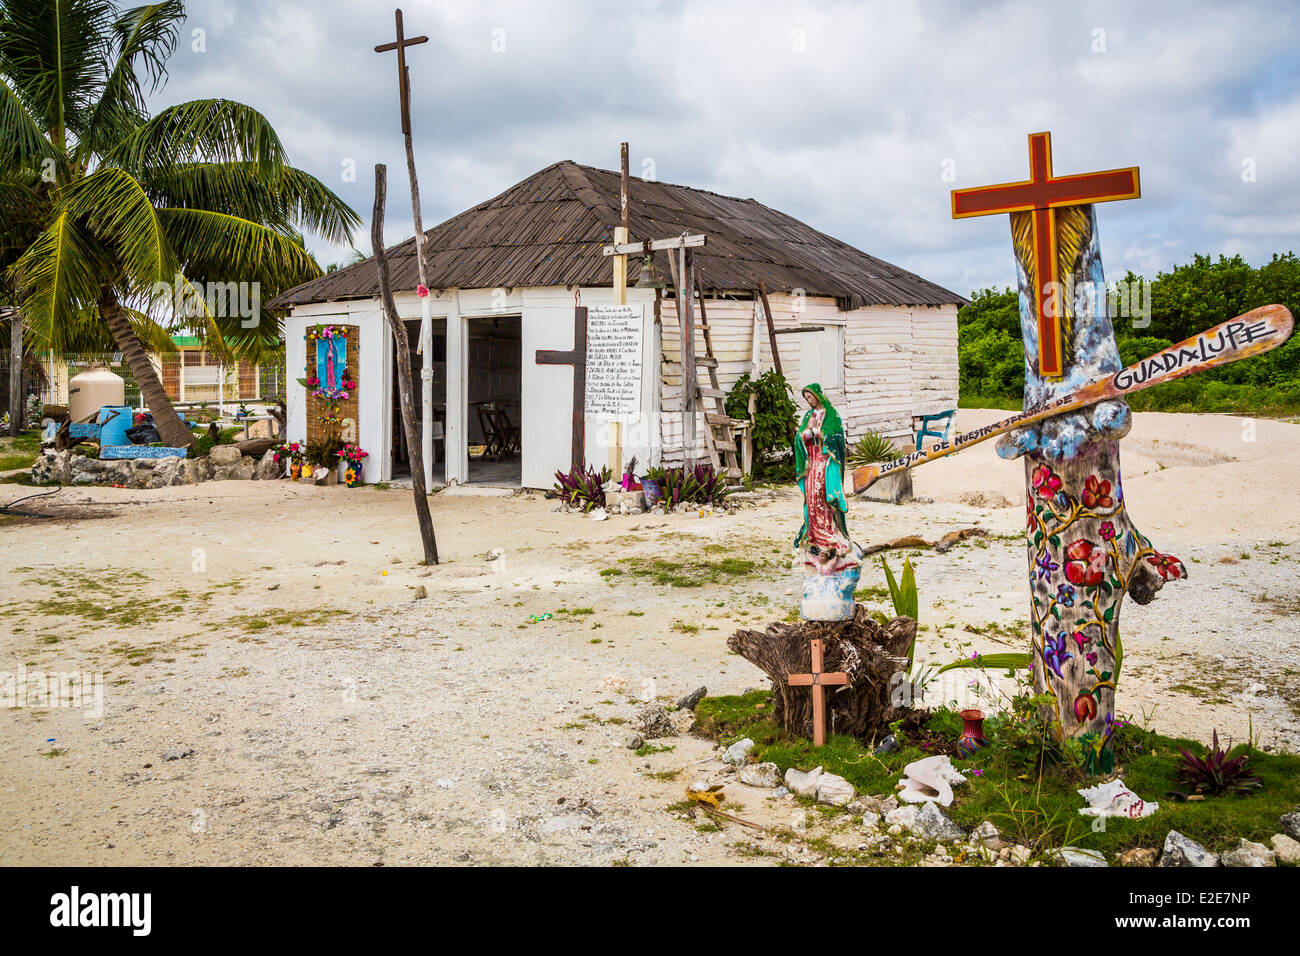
(848, 430, 902, 467)
(1174, 729, 1262, 797)
(552, 464, 611, 512)
(1, 0, 359, 446)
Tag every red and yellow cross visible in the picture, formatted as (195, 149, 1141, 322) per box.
(952, 132, 1140, 377)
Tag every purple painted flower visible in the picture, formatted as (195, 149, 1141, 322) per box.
(1036, 552, 1059, 580)
(1043, 633, 1073, 679)
(1086, 652, 1098, 666)
(1056, 583, 1076, 607)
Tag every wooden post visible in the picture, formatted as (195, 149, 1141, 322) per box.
(757, 281, 783, 377)
(603, 233, 705, 469)
(609, 141, 630, 476)
(952, 133, 1175, 773)
(372, 164, 440, 565)
(375, 8, 435, 489)
(7, 308, 20, 436)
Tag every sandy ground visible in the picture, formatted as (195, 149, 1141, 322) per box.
(1, 409, 1297, 866)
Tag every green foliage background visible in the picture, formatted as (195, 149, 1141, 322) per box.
(726, 369, 798, 480)
(959, 252, 1300, 415)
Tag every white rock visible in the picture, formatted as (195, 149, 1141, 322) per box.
(860, 811, 881, 830)
(587, 508, 608, 521)
(912, 801, 966, 841)
(971, 820, 1003, 850)
(1270, 833, 1300, 865)
(722, 738, 755, 766)
(1158, 829, 1219, 867)
(897, 754, 967, 806)
(884, 804, 918, 829)
(1077, 778, 1158, 819)
(737, 762, 780, 789)
(1052, 847, 1109, 867)
(1221, 838, 1275, 867)
(1008, 845, 1032, 866)
(814, 772, 855, 807)
(784, 765, 823, 798)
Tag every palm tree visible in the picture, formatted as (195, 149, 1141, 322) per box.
(0, 0, 359, 446)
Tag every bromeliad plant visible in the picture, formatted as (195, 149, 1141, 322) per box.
(1174, 729, 1263, 798)
(553, 464, 612, 512)
(642, 463, 731, 508)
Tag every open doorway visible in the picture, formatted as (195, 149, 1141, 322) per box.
(466, 315, 521, 485)
(390, 317, 445, 479)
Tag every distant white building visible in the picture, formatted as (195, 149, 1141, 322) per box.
(271, 161, 964, 488)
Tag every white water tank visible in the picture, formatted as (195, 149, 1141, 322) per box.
(69, 366, 125, 422)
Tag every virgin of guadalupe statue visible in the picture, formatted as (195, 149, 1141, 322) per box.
(794, 383, 859, 575)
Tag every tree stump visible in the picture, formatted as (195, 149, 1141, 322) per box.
(727, 606, 915, 741)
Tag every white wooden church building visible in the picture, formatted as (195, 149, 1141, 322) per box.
(270, 161, 964, 488)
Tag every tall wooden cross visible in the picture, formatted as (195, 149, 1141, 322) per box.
(375, 9, 437, 487)
(951, 131, 1140, 377)
(787, 638, 848, 747)
(604, 232, 706, 464)
(536, 306, 588, 470)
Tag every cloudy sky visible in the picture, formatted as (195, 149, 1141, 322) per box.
(152, 0, 1300, 297)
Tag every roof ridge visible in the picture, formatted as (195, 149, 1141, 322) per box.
(557, 161, 620, 232)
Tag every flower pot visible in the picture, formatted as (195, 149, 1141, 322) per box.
(289, 461, 302, 481)
(344, 463, 361, 487)
(956, 708, 988, 757)
(800, 564, 862, 621)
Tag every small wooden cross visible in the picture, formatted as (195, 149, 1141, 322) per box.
(951, 132, 1140, 378)
(535, 306, 587, 470)
(373, 9, 429, 136)
(787, 638, 848, 747)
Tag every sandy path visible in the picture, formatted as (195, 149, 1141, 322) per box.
(1, 410, 1297, 865)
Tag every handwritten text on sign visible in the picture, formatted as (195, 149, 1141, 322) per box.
(585, 305, 643, 421)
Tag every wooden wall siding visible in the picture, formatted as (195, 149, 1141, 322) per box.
(238, 360, 257, 399)
(161, 354, 180, 400)
(656, 294, 957, 462)
(305, 325, 359, 447)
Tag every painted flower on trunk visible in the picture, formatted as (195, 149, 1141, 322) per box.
(1071, 630, 1089, 650)
(1074, 693, 1098, 723)
(1082, 475, 1114, 509)
(1032, 464, 1062, 499)
(1099, 520, 1116, 541)
(1035, 551, 1059, 580)
(1146, 551, 1187, 581)
(1064, 539, 1109, 586)
(1043, 632, 1073, 679)
(1056, 583, 1075, 607)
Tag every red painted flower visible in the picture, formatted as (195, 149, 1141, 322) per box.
(1064, 539, 1108, 586)
(1032, 464, 1062, 500)
(1082, 475, 1114, 509)
(1074, 693, 1098, 723)
(1071, 630, 1089, 650)
(1146, 552, 1187, 581)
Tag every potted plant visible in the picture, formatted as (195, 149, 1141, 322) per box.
(273, 440, 305, 480)
(338, 443, 368, 487)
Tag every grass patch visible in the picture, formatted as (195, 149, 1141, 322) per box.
(610, 556, 761, 588)
(694, 690, 1300, 859)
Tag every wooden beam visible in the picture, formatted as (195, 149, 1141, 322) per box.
(757, 281, 783, 377)
(603, 234, 705, 257)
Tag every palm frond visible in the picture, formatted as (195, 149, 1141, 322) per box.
(0, 0, 117, 147)
(62, 166, 177, 291)
(0, 74, 55, 172)
(158, 206, 323, 295)
(80, 1, 185, 159)
(145, 160, 360, 245)
(105, 98, 289, 174)
(7, 210, 111, 346)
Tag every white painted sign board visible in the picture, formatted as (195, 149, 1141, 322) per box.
(585, 304, 643, 422)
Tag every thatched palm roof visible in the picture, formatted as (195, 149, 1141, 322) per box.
(271, 161, 963, 311)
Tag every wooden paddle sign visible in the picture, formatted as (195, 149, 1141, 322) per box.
(852, 303, 1294, 494)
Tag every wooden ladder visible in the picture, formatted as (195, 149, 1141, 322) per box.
(694, 278, 745, 480)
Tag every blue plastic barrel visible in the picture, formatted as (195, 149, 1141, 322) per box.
(96, 405, 133, 447)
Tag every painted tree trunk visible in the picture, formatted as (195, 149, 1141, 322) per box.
(8, 310, 21, 437)
(97, 289, 192, 448)
(997, 206, 1186, 774)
